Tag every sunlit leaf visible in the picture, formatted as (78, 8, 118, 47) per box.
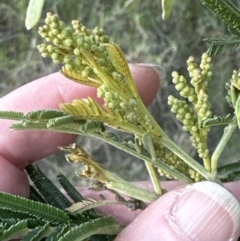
(161, 0, 176, 20)
(25, 0, 45, 30)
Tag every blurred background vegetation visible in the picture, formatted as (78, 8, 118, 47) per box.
(1, 0, 240, 185)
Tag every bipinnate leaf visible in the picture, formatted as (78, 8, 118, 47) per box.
(204, 38, 240, 56)
(0, 110, 24, 120)
(45, 226, 70, 241)
(0, 220, 28, 241)
(201, 0, 240, 33)
(218, 161, 240, 181)
(25, 110, 66, 120)
(60, 97, 123, 124)
(21, 223, 52, 241)
(0, 192, 70, 225)
(58, 217, 121, 241)
(26, 165, 72, 210)
(104, 44, 137, 94)
(57, 173, 84, 203)
(61, 68, 101, 88)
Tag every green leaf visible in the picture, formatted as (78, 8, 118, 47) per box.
(57, 173, 84, 203)
(26, 165, 72, 210)
(57, 174, 101, 220)
(0, 110, 24, 120)
(25, 0, 45, 30)
(0, 209, 31, 221)
(218, 161, 240, 181)
(11, 121, 48, 130)
(80, 121, 104, 133)
(204, 38, 240, 56)
(0, 192, 70, 225)
(0, 220, 29, 241)
(46, 115, 76, 128)
(29, 186, 46, 203)
(58, 217, 121, 241)
(45, 226, 70, 241)
(201, 0, 240, 33)
(0, 218, 44, 230)
(228, 26, 240, 37)
(161, 0, 176, 20)
(25, 110, 66, 120)
(21, 223, 52, 241)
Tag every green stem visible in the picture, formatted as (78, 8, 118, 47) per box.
(90, 132, 193, 183)
(105, 175, 159, 202)
(211, 117, 238, 174)
(12, 123, 194, 183)
(145, 162, 163, 195)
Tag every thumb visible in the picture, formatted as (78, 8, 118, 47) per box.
(115, 181, 240, 241)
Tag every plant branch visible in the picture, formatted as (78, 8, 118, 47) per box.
(145, 162, 163, 195)
(211, 117, 238, 174)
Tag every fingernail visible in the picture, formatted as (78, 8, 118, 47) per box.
(135, 63, 166, 80)
(172, 181, 240, 241)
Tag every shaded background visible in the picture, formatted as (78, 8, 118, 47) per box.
(1, 0, 240, 186)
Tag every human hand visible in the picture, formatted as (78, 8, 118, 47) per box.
(0, 65, 240, 241)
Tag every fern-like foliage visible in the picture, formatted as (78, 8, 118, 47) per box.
(0, 165, 120, 240)
(21, 223, 51, 241)
(0, 192, 70, 225)
(57, 173, 100, 219)
(218, 161, 240, 182)
(201, 0, 240, 33)
(61, 97, 124, 124)
(204, 38, 240, 56)
(0, 220, 29, 241)
(58, 217, 120, 241)
(57, 173, 84, 202)
(0, 110, 24, 120)
(26, 165, 72, 210)
(201, 0, 240, 55)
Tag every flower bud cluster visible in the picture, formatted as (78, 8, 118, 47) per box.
(172, 71, 197, 103)
(168, 95, 197, 132)
(98, 84, 141, 124)
(168, 94, 210, 164)
(155, 145, 202, 182)
(169, 53, 213, 169)
(190, 134, 209, 160)
(188, 53, 212, 94)
(38, 13, 122, 83)
(195, 90, 212, 122)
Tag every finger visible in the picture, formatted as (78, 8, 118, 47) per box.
(0, 157, 29, 196)
(80, 181, 240, 227)
(0, 64, 160, 168)
(223, 181, 240, 200)
(115, 181, 240, 241)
